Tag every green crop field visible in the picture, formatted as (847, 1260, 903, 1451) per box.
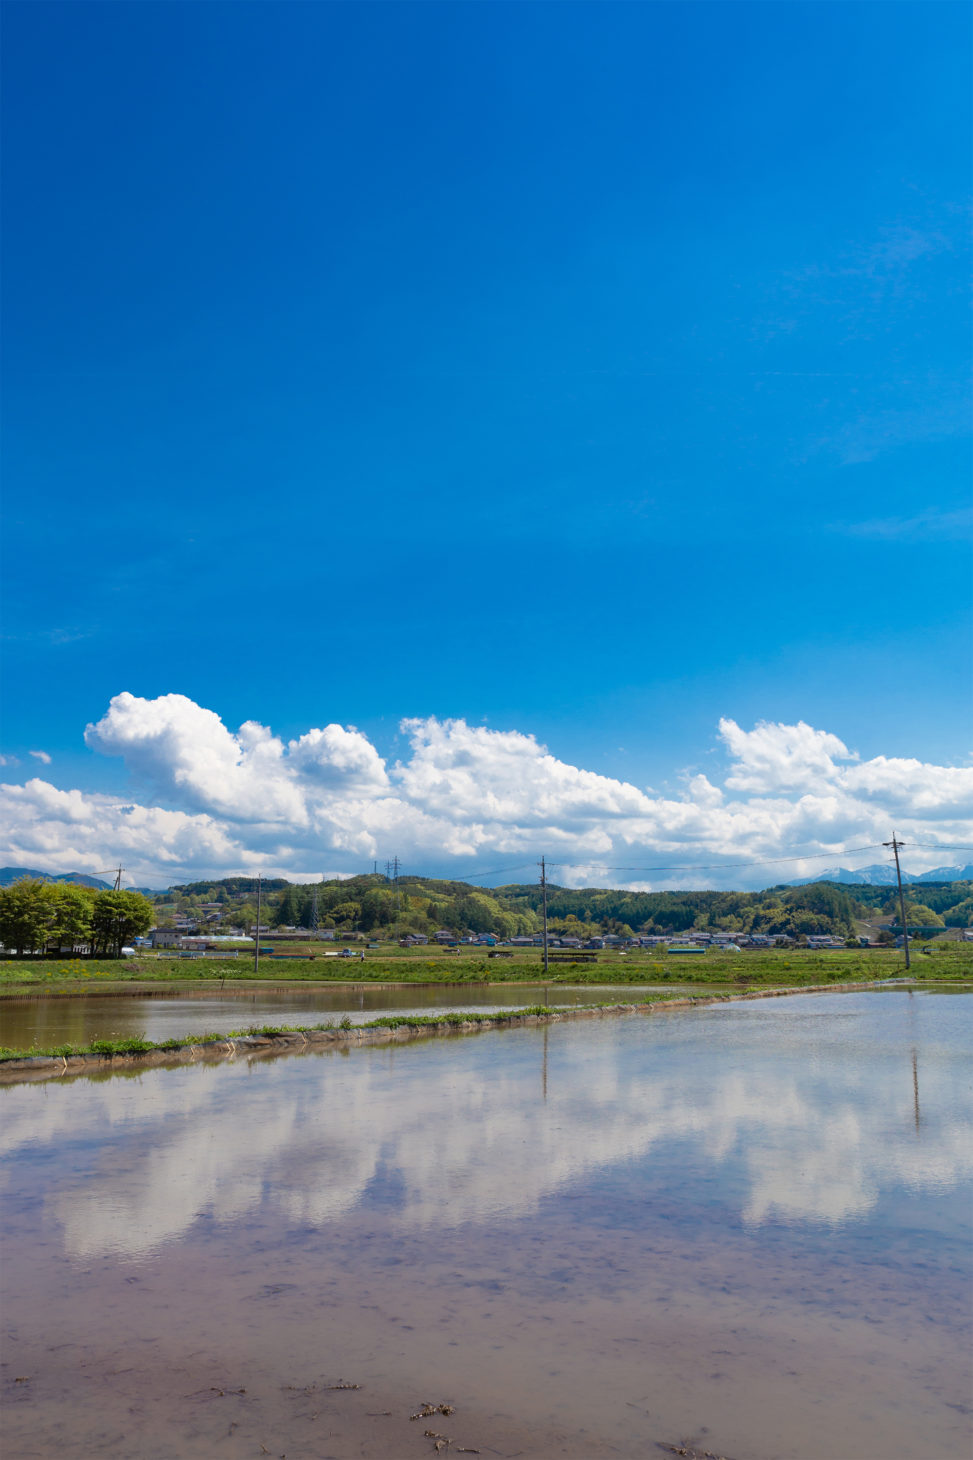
(1, 942, 970, 995)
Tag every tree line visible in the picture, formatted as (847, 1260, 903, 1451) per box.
(150, 872, 973, 941)
(0, 879, 154, 957)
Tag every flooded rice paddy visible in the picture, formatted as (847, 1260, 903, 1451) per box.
(2, 988, 971, 1459)
(0, 981, 702, 1050)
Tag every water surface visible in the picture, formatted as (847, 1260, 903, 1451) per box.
(0, 981, 703, 1049)
(2, 989, 970, 1459)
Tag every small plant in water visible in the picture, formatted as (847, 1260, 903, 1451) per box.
(339, 1015, 353, 1030)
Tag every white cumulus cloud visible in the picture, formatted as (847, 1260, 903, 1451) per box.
(719, 718, 856, 793)
(0, 692, 968, 888)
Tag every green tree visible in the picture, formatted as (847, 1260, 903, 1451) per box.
(331, 900, 362, 929)
(90, 890, 154, 957)
(0, 879, 57, 954)
(452, 892, 509, 934)
(944, 896, 973, 928)
(788, 910, 831, 936)
(237, 902, 258, 933)
(47, 884, 95, 949)
(274, 887, 303, 927)
(784, 883, 855, 934)
(901, 902, 945, 928)
(360, 889, 394, 931)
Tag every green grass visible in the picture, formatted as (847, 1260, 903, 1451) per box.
(0, 1029, 232, 1061)
(2, 942, 971, 994)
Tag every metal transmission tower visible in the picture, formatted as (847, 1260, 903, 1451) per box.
(383, 858, 402, 927)
(883, 833, 911, 971)
(310, 883, 320, 932)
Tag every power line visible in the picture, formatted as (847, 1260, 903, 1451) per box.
(443, 861, 538, 882)
(541, 844, 890, 876)
(353, 839, 964, 888)
(426, 840, 916, 884)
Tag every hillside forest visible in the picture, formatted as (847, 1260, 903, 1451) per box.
(150, 873, 973, 942)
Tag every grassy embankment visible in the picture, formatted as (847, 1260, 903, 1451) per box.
(0, 1005, 567, 1063)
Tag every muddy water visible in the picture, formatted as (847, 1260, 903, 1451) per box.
(0, 981, 707, 1049)
(2, 990, 970, 1459)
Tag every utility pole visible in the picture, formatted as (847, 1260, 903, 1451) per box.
(883, 833, 910, 971)
(540, 855, 549, 978)
(111, 867, 125, 959)
(253, 874, 262, 976)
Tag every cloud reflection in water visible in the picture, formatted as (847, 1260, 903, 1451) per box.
(1, 995, 971, 1261)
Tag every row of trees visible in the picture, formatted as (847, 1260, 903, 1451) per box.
(497, 881, 862, 939)
(270, 882, 537, 938)
(0, 880, 154, 957)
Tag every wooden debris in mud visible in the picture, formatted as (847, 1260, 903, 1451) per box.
(281, 1378, 361, 1393)
(661, 1443, 733, 1460)
(410, 1400, 455, 1420)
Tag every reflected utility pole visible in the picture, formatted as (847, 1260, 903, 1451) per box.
(883, 832, 911, 972)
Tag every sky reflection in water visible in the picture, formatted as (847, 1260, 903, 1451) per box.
(3, 989, 971, 1460)
(3, 991, 971, 1261)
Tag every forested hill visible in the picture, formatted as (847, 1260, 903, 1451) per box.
(0, 866, 112, 890)
(151, 873, 973, 940)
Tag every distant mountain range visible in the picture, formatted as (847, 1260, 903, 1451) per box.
(787, 863, 973, 887)
(2, 861, 971, 898)
(0, 866, 113, 890)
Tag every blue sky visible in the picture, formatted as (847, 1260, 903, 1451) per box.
(2, 2, 971, 887)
